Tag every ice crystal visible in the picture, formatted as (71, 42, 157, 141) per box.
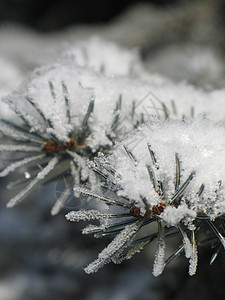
(67, 119, 225, 276)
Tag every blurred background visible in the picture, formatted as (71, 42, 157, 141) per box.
(0, 0, 183, 31)
(0, 0, 225, 299)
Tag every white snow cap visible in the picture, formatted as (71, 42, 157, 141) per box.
(65, 36, 143, 77)
(3, 54, 225, 148)
(102, 120, 225, 225)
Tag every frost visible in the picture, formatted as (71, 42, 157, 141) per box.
(66, 210, 118, 222)
(0, 120, 42, 143)
(188, 231, 198, 276)
(82, 224, 107, 235)
(67, 151, 90, 182)
(177, 226, 192, 259)
(84, 221, 143, 274)
(152, 221, 165, 277)
(51, 187, 71, 216)
(73, 118, 225, 276)
(74, 186, 129, 208)
(102, 120, 225, 223)
(0, 145, 41, 152)
(0, 154, 45, 177)
(36, 156, 59, 180)
(7, 156, 58, 208)
(7, 177, 40, 208)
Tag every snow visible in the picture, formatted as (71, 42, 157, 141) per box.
(65, 36, 143, 77)
(102, 120, 225, 224)
(3, 52, 225, 149)
(1, 33, 225, 278)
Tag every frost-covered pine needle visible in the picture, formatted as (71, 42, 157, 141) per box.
(51, 186, 71, 216)
(84, 220, 143, 274)
(189, 231, 198, 276)
(177, 225, 192, 258)
(66, 210, 128, 222)
(152, 220, 166, 277)
(0, 154, 45, 177)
